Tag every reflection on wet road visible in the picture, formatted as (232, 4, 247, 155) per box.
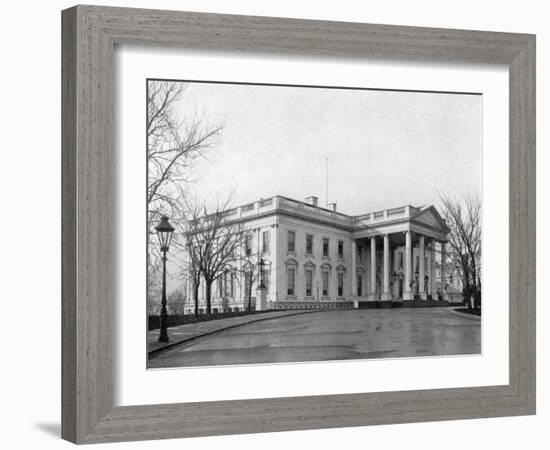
(148, 308, 481, 368)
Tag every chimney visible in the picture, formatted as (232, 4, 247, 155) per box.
(305, 196, 318, 206)
(327, 202, 337, 212)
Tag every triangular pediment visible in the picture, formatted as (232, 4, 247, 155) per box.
(411, 206, 449, 232)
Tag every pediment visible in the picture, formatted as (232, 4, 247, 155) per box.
(335, 264, 347, 272)
(284, 258, 299, 267)
(411, 206, 449, 233)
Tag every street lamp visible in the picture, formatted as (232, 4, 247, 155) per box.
(258, 258, 266, 289)
(155, 215, 174, 343)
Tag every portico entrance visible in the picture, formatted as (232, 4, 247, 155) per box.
(351, 205, 450, 306)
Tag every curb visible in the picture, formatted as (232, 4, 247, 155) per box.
(148, 310, 322, 357)
(448, 308, 482, 320)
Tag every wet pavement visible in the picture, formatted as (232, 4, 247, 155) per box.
(148, 308, 481, 369)
(148, 310, 318, 353)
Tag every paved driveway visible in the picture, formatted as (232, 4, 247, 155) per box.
(148, 308, 481, 369)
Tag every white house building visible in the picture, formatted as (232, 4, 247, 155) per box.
(184, 195, 452, 314)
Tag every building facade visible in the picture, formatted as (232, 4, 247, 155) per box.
(184, 195, 452, 314)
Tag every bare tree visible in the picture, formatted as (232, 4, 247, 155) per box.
(440, 194, 482, 309)
(146, 80, 223, 316)
(183, 197, 244, 314)
(179, 199, 205, 317)
(147, 80, 223, 223)
(147, 259, 162, 316)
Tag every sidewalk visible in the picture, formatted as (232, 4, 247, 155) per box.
(148, 310, 319, 355)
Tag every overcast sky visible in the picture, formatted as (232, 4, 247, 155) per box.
(169, 80, 481, 215)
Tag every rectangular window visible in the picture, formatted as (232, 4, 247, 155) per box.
(306, 234, 313, 255)
(338, 272, 344, 297)
(264, 270, 270, 291)
(399, 252, 404, 269)
(338, 240, 344, 259)
(357, 244, 363, 262)
(262, 230, 270, 254)
(224, 271, 230, 297)
(357, 275, 362, 297)
(287, 231, 295, 252)
(287, 268, 295, 296)
(305, 269, 313, 297)
(322, 271, 329, 296)
(245, 233, 253, 256)
(323, 238, 329, 257)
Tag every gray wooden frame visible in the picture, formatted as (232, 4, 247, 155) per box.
(62, 5, 536, 444)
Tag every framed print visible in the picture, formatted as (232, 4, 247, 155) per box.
(61, 5, 536, 444)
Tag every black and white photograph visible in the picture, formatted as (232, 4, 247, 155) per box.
(146, 79, 482, 369)
(1, 0, 543, 447)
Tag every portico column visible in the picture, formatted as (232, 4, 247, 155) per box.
(381, 234, 392, 301)
(441, 242, 449, 301)
(369, 236, 377, 300)
(419, 235, 426, 300)
(403, 231, 413, 300)
(430, 241, 436, 297)
(351, 240, 358, 307)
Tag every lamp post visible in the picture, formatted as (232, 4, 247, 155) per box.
(255, 258, 267, 311)
(155, 215, 174, 343)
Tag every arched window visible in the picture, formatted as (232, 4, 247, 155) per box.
(285, 258, 298, 297)
(261, 258, 272, 291)
(336, 265, 346, 298)
(321, 263, 332, 297)
(223, 268, 236, 298)
(303, 261, 316, 298)
(338, 272, 344, 297)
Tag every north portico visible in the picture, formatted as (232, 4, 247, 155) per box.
(350, 204, 450, 307)
(184, 195, 451, 314)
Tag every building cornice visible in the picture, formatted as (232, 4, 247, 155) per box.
(190, 195, 449, 237)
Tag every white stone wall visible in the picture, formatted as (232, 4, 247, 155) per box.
(277, 215, 353, 303)
(184, 213, 279, 314)
(182, 198, 449, 312)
